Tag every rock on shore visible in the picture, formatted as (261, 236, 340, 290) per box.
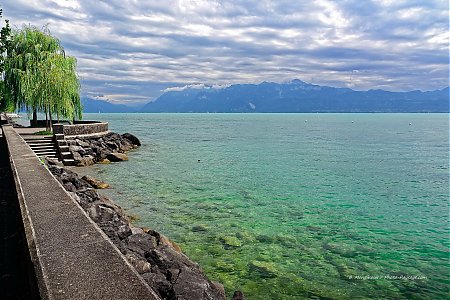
(47, 164, 229, 300)
(67, 132, 140, 166)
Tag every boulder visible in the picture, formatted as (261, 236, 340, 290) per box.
(106, 141, 119, 150)
(127, 233, 158, 255)
(125, 253, 152, 274)
(75, 139, 90, 148)
(75, 189, 100, 209)
(220, 236, 242, 249)
(107, 152, 129, 162)
(231, 291, 246, 300)
(81, 175, 110, 189)
(44, 157, 63, 167)
(141, 272, 173, 299)
(88, 203, 118, 223)
(122, 133, 141, 146)
(192, 224, 208, 232)
(69, 145, 86, 155)
(82, 156, 95, 166)
(248, 260, 278, 278)
(146, 246, 198, 272)
(159, 234, 182, 253)
(172, 266, 226, 300)
(75, 155, 95, 167)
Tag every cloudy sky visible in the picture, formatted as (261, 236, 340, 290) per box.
(1, 0, 448, 105)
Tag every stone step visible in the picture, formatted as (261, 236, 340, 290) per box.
(29, 141, 55, 146)
(62, 158, 76, 166)
(60, 152, 72, 159)
(23, 139, 52, 143)
(30, 146, 56, 152)
(57, 140, 67, 146)
(33, 148, 57, 153)
(36, 153, 58, 159)
(23, 136, 53, 140)
(34, 151, 58, 156)
(30, 144, 56, 149)
(27, 140, 54, 145)
(59, 145, 69, 152)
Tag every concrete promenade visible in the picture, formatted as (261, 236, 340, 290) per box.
(0, 127, 40, 299)
(1, 124, 161, 300)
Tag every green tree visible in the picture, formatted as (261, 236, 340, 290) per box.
(4, 25, 82, 128)
(0, 8, 12, 111)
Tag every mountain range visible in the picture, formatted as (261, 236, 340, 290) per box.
(81, 98, 136, 113)
(83, 80, 449, 113)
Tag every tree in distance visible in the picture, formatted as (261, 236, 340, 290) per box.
(3, 23, 82, 129)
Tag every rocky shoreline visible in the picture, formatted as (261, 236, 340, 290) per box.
(46, 132, 245, 300)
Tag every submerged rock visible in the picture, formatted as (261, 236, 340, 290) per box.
(192, 224, 208, 232)
(220, 236, 243, 249)
(248, 260, 278, 278)
(232, 291, 246, 300)
(255, 234, 275, 244)
(107, 152, 129, 162)
(81, 175, 110, 189)
(98, 158, 111, 164)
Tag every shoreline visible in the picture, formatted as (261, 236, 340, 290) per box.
(46, 132, 244, 300)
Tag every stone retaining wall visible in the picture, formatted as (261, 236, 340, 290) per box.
(53, 121, 108, 137)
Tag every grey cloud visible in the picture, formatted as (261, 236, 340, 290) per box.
(1, 0, 448, 104)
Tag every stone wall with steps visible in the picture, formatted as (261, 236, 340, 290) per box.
(22, 135, 58, 159)
(53, 122, 108, 137)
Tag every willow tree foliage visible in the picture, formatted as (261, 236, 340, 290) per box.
(4, 25, 82, 128)
(0, 9, 12, 111)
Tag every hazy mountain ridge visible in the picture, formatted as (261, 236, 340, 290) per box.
(82, 98, 137, 113)
(141, 80, 449, 113)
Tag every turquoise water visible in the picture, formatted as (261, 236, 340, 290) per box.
(81, 113, 449, 299)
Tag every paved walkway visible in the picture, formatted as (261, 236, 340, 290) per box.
(0, 128, 39, 299)
(2, 125, 161, 300)
(13, 127, 47, 136)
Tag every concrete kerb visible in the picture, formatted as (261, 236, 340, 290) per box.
(2, 125, 161, 300)
(64, 131, 110, 139)
(2, 124, 44, 300)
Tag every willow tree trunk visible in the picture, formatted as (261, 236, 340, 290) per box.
(31, 109, 38, 127)
(45, 110, 49, 131)
(49, 109, 53, 131)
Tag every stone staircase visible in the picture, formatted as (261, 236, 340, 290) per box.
(22, 135, 58, 159)
(53, 133, 76, 166)
(22, 134, 75, 165)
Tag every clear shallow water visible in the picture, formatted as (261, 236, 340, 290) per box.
(80, 113, 449, 299)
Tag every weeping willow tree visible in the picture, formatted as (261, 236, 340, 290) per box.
(4, 25, 82, 129)
(0, 8, 12, 111)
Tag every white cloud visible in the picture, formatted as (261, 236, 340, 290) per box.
(1, 0, 448, 104)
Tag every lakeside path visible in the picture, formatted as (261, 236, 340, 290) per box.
(0, 128, 38, 299)
(1, 124, 161, 300)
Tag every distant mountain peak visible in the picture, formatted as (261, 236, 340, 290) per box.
(141, 80, 448, 113)
(82, 98, 136, 113)
(289, 79, 308, 85)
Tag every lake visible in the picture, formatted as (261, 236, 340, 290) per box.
(79, 113, 449, 299)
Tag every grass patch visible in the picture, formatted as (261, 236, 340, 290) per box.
(33, 130, 53, 135)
